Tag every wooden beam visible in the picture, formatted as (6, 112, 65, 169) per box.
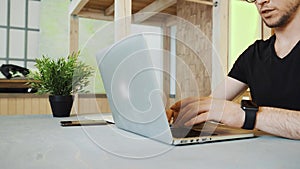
(114, 0, 132, 41)
(105, 3, 115, 16)
(78, 8, 114, 21)
(185, 0, 214, 6)
(70, 15, 79, 54)
(143, 16, 166, 27)
(69, 0, 89, 15)
(212, 0, 228, 89)
(133, 0, 177, 23)
(165, 16, 177, 27)
(140, 15, 177, 27)
(162, 25, 171, 108)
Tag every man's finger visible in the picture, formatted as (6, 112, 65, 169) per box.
(170, 97, 200, 112)
(166, 109, 174, 123)
(170, 101, 181, 112)
(184, 113, 208, 126)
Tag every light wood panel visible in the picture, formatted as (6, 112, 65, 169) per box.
(176, 0, 213, 100)
(0, 94, 110, 115)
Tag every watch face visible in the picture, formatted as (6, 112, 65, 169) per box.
(241, 100, 258, 111)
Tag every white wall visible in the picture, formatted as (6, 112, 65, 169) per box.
(228, 1, 261, 71)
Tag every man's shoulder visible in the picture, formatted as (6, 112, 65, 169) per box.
(237, 35, 275, 63)
(242, 35, 275, 58)
(251, 35, 275, 49)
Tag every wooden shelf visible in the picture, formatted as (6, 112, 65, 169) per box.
(0, 79, 32, 89)
(69, 0, 178, 21)
(69, 0, 214, 52)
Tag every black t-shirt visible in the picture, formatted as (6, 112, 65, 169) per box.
(228, 35, 300, 111)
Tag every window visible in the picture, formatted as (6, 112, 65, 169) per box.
(0, 0, 41, 69)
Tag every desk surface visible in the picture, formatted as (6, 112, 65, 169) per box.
(1, 114, 299, 169)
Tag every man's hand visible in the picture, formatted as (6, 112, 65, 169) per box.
(167, 97, 245, 128)
(166, 97, 200, 124)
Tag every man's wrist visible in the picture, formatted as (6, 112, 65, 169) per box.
(241, 100, 259, 130)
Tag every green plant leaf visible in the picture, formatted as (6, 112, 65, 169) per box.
(27, 51, 94, 95)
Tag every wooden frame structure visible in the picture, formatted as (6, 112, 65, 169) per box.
(68, 0, 221, 110)
(68, 1, 233, 74)
(68, 0, 218, 53)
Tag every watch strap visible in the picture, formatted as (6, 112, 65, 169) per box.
(242, 109, 257, 130)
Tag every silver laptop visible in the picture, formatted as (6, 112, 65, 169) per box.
(96, 34, 254, 145)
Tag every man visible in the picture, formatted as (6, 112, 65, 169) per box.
(167, 0, 300, 139)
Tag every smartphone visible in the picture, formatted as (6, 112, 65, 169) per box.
(60, 120, 109, 127)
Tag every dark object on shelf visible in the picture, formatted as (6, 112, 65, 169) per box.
(0, 64, 30, 79)
(0, 88, 37, 93)
(0, 78, 37, 93)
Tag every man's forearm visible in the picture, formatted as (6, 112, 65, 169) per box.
(256, 107, 300, 139)
(212, 77, 248, 101)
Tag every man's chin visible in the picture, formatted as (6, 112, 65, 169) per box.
(263, 19, 281, 28)
(262, 14, 292, 28)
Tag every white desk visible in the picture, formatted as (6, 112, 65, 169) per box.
(0, 114, 299, 169)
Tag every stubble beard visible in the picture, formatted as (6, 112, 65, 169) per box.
(263, 2, 300, 28)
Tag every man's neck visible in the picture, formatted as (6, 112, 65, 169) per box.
(274, 11, 300, 58)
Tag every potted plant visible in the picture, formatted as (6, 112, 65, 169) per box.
(27, 52, 94, 117)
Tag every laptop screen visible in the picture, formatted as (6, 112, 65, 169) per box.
(97, 34, 173, 144)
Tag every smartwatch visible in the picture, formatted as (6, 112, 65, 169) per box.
(241, 100, 259, 130)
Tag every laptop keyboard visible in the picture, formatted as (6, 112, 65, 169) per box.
(170, 126, 217, 138)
